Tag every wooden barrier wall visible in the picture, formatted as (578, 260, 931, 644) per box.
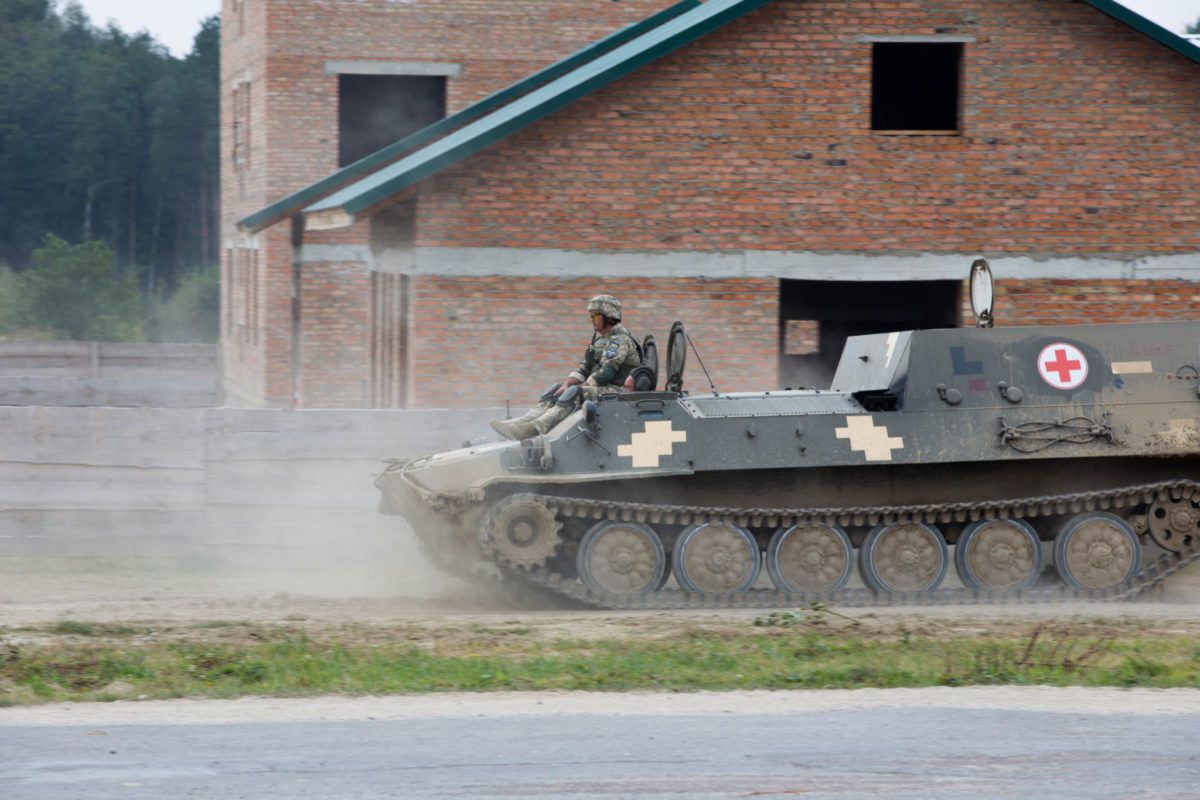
(0, 407, 496, 558)
(0, 341, 218, 407)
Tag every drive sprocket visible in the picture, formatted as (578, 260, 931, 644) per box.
(1147, 489, 1200, 553)
(481, 493, 563, 570)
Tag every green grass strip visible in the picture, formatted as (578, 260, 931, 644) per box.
(3, 621, 1199, 705)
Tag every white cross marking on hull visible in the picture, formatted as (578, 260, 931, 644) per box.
(618, 421, 687, 468)
(834, 415, 904, 462)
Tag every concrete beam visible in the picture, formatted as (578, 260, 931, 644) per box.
(297, 244, 371, 264)
(324, 61, 463, 78)
(856, 35, 977, 43)
(371, 246, 1200, 281)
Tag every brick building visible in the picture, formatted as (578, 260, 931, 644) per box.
(222, 0, 1200, 409)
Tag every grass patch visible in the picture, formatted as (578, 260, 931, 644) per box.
(1, 618, 1198, 705)
(46, 620, 143, 637)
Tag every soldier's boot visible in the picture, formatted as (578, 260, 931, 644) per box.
(491, 401, 554, 438)
(501, 404, 568, 441)
(529, 402, 573, 436)
(509, 401, 553, 424)
(506, 419, 540, 440)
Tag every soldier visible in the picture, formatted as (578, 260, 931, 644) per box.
(491, 295, 641, 440)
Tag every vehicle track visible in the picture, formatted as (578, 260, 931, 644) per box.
(480, 480, 1200, 609)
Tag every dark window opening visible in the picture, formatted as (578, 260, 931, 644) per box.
(871, 43, 961, 132)
(778, 279, 961, 389)
(338, 75, 446, 167)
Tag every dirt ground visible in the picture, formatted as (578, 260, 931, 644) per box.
(2, 553, 1199, 650)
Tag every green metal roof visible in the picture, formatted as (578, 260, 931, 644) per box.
(302, 0, 777, 225)
(237, 0, 701, 233)
(1082, 0, 1200, 65)
(256, 0, 1200, 231)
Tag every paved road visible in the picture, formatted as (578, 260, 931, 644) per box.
(3, 691, 1198, 799)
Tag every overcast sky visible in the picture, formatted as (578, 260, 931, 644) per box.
(69, 0, 1198, 57)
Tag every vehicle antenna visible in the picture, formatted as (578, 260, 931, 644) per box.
(686, 334, 719, 395)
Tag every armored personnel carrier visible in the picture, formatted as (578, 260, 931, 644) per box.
(377, 261, 1200, 607)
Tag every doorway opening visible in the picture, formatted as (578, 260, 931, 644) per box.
(779, 279, 961, 388)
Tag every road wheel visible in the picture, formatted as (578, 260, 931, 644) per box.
(955, 519, 1043, 591)
(673, 522, 760, 594)
(577, 521, 667, 597)
(766, 523, 853, 594)
(860, 522, 948, 594)
(1054, 512, 1140, 590)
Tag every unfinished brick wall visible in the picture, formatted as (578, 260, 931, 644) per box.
(407, 276, 779, 408)
(998, 280, 1200, 326)
(221, 0, 681, 406)
(297, 259, 371, 408)
(227, 0, 1200, 409)
(416, 0, 1200, 255)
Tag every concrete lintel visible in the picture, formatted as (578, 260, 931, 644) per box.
(297, 244, 371, 264)
(324, 60, 463, 78)
(856, 35, 978, 43)
(304, 208, 356, 231)
(372, 247, 415, 274)
(413, 247, 744, 278)
(746, 252, 1133, 280)
(399, 247, 1200, 282)
(223, 236, 260, 251)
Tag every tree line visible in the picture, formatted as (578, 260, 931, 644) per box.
(0, 0, 218, 341)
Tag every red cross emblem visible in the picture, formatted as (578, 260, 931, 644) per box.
(1037, 343, 1088, 390)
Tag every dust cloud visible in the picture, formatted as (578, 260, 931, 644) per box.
(4, 405, 1200, 629)
(0, 409, 534, 627)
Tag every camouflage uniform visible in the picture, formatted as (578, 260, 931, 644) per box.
(494, 296, 641, 439)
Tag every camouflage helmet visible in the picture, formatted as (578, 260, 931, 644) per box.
(587, 294, 622, 322)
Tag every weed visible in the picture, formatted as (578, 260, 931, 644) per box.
(1115, 656, 1168, 687)
(754, 602, 858, 628)
(940, 624, 1114, 685)
(468, 625, 533, 636)
(48, 620, 96, 636)
(0, 635, 19, 666)
(46, 621, 141, 637)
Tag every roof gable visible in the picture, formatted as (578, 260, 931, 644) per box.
(238, 0, 702, 233)
(300, 0, 776, 230)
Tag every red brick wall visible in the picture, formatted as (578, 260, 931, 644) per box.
(259, 0, 679, 202)
(222, 0, 682, 406)
(784, 319, 820, 355)
(220, 0, 272, 405)
(416, 0, 1200, 254)
(997, 280, 1200, 326)
(297, 259, 371, 408)
(228, 0, 1200, 409)
(408, 276, 778, 408)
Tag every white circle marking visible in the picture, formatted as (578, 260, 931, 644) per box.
(1037, 342, 1089, 390)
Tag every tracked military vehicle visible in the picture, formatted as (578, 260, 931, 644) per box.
(377, 261, 1200, 607)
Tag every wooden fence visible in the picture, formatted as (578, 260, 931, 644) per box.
(0, 407, 495, 558)
(0, 341, 218, 407)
